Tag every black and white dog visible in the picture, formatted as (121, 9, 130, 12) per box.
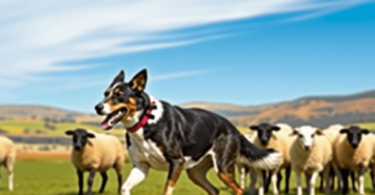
(94, 69, 281, 195)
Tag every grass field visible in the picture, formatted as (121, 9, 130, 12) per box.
(0, 119, 123, 137)
(1, 159, 375, 195)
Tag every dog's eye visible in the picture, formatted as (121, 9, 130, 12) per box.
(104, 91, 110, 97)
(299, 134, 303, 138)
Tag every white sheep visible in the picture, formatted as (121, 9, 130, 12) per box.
(333, 126, 373, 195)
(0, 136, 16, 191)
(290, 126, 332, 195)
(240, 123, 295, 195)
(66, 128, 125, 195)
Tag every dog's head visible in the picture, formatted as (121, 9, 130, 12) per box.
(95, 69, 148, 130)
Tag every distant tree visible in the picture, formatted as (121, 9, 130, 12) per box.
(23, 128, 30, 134)
(0, 128, 8, 134)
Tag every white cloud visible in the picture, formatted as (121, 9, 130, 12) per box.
(0, 0, 372, 87)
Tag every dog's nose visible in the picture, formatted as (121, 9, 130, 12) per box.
(95, 104, 104, 114)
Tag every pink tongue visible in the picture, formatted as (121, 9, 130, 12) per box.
(101, 123, 109, 129)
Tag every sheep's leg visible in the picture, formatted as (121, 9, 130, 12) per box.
(371, 169, 375, 189)
(319, 172, 324, 193)
(351, 172, 358, 192)
(309, 172, 318, 195)
(249, 168, 257, 195)
(295, 169, 303, 195)
(285, 165, 291, 194)
(121, 163, 149, 195)
(305, 173, 312, 193)
(277, 171, 282, 190)
(323, 166, 331, 194)
(340, 168, 349, 195)
(333, 163, 342, 192)
(6, 162, 14, 191)
(77, 169, 84, 195)
(187, 156, 218, 195)
(265, 170, 272, 193)
(256, 169, 264, 195)
(87, 168, 96, 195)
(358, 167, 365, 195)
(271, 169, 280, 195)
(99, 172, 108, 194)
(239, 165, 247, 190)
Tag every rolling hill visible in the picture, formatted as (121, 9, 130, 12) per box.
(2, 89, 375, 128)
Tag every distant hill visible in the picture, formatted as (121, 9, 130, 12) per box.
(2, 89, 375, 128)
(182, 90, 375, 127)
(0, 105, 99, 122)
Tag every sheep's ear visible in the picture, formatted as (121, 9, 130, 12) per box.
(129, 69, 147, 92)
(87, 133, 96, 138)
(249, 125, 258, 131)
(65, 130, 74, 136)
(316, 129, 324, 136)
(290, 130, 299, 136)
(340, 129, 348, 134)
(362, 129, 370, 135)
(272, 126, 281, 131)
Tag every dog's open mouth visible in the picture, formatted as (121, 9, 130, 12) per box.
(101, 108, 127, 130)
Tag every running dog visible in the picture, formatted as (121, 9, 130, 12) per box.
(94, 69, 281, 195)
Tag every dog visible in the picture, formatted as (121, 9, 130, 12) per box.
(94, 69, 282, 195)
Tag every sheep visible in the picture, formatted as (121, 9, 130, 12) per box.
(319, 124, 345, 191)
(242, 123, 295, 195)
(65, 128, 125, 195)
(0, 136, 16, 191)
(333, 126, 373, 195)
(290, 126, 332, 195)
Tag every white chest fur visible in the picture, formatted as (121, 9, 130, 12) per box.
(124, 96, 212, 171)
(128, 128, 169, 171)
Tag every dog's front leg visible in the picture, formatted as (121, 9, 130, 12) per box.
(121, 163, 149, 195)
(163, 158, 184, 195)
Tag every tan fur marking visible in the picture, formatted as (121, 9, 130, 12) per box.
(114, 88, 120, 94)
(132, 74, 146, 91)
(108, 98, 137, 120)
(163, 163, 184, 195)
(218, 173, 244, 195)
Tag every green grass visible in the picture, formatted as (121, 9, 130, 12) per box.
(1, 159, 375, 195)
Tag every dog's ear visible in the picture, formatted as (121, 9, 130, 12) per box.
(65, 130, 74, 136)
(130, 69, 147, 92)
(110, 70, 125, 87)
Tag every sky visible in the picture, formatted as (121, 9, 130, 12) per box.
(1, 0, 375, 113)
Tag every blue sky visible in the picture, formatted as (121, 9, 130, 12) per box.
(1, 0, 375, 113)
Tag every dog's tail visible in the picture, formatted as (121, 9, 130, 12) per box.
(239, 135, 282, 170)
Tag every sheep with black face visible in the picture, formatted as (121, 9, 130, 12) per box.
(66, 128, 125, 195)
(290, 126, 332, 195)
(333, 126, 373, 195)
(241, 123, 294, 195)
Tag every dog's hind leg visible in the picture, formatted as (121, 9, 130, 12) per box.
(187, 156, 219, 195)
(213, 134, 243, 195)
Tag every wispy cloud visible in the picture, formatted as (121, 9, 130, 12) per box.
(0, 0, 372, 87)
(152, 69, 218, 81)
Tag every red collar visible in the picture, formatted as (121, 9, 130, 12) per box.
(128, 101, 155, 133)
